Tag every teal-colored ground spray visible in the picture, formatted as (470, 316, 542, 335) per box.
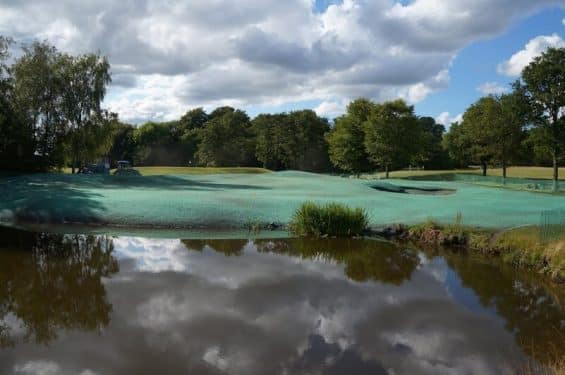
(0, 171, 563, 229)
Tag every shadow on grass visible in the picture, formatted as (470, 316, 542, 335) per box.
(0, 173, 271, 225)
(12, 173, 271, 191)
(0, 177, 107, 224)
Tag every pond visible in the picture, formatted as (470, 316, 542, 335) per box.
(0, 225, 563, 374)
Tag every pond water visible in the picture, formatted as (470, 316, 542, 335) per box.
(0, 226, 563, 374)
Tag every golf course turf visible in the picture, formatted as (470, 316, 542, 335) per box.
(1, 170, 563, 229)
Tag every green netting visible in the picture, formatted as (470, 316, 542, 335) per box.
(0, 171, 564, 229)
(540, 209, 565, 243)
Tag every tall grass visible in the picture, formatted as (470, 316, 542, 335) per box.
(289, 201, 369, 237)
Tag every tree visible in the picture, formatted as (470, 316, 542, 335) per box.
(59, 52, 112, 173)
(252, 113, 289, 170)
(0, 37, 35, 169)
(326, 98, 373, 175)
(196, 108, 256, 167)
(443, 122, 471, 168)
(288, 110, 331, 171)
(12, 41, 66, 169)
(108, 122, 137, 166)
(0, 36, 12, 93)
(133, 121, 190, 166)
(521, 47, 565, 191)
(363, 99, 422, 178)
(495, 92, 527, 179)
(460, 97, 497, 176)
(10, 41, 113, 171)
(177, 107, 209, 165)
(459, 94, 525, 178)
(253, 110, 331, 172)
(415, 116, 451, 169)
(179, 107, 208, 131)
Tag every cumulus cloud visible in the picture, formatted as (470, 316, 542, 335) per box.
(436, 112, 463, 127)
(477, 82, 509, 95)
(0, 0, 559, 122)
(314, 99, 348, 118)
(497, 33, 565, 76)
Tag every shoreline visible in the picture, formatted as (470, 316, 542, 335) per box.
(2, 218, 563, 283)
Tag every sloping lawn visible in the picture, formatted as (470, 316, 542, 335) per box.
(1, 171, 564, 229)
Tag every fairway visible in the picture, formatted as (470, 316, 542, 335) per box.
(1, 171, 563, 230)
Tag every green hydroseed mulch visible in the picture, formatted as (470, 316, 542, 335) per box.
(0, 171, 563, 229)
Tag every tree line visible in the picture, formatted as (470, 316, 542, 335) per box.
(444, 47, 564, 189)
(0, 36, 563, 187)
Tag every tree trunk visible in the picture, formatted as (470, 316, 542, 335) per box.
(385, 164, 389, 179)
(502, 160, 507, 184)
(71, 161, 75, 174)
(481, 162, 487, 177)
(553, 152, 559, 193)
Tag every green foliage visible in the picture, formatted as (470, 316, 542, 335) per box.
(460, 96, 497, 174)
(364, 99, 422, 177)
(132, 120, 195, 166)
(442, 122, 472, 168)
(6, 40, 112, 171)
(58, 52, 112, 171)
(415, 116, 452, 169)
(195, 107, 256, 167)
(289, 201, 369, 237)
(252, 110, 330, 172)
(327, 98, 425, 177)
(11, 41, 67, 168)
(108, 122, 136, 166)
(178, 107, 208, 131)
(326, 98, 372, 175)
(521, 47, 565, 187)
(444, 93, 526, 177)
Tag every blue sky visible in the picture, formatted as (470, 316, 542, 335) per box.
(1, 0, 563, 125)
(246, 4, 565, 124)
(416, 6, 565, 124)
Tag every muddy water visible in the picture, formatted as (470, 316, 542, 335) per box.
(0, 226, 563, 374)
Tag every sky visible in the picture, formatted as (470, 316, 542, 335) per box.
(0, 0, 563, 126)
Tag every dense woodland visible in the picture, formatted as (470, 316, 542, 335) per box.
(0, 36, 563, 184)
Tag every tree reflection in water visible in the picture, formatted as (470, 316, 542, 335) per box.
(183, 237, 420, 285)
(438, 252, 565, 364)
(0, 226, 119, 346)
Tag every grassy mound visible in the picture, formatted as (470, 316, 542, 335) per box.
(289, 201, 368, 237)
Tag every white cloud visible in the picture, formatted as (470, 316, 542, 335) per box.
(113, 237, 190, 272)
(497, 33, 565, 76)
(436, 112, 463, 127)
(477, 82, 509, 95)
(0, 0, 559, 122)
(314, 99, 347, 118)
(14, 361, 60, 375)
